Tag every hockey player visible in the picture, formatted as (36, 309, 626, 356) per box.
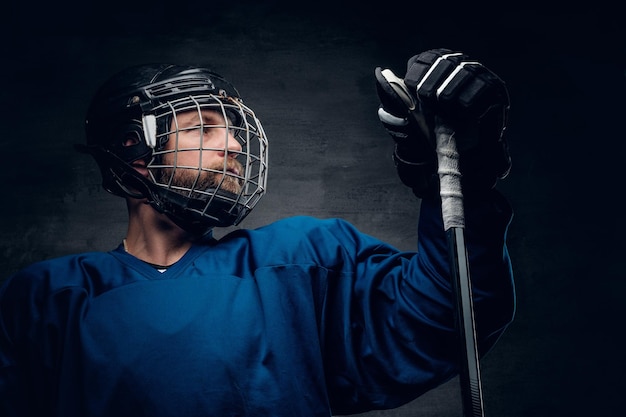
(0, 49, 515, 416)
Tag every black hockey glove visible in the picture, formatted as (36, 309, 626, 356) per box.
(375, 48, 511, 199)
(375, 65, 438, 198)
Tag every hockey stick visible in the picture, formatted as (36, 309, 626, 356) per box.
(435, 123, 485, 417)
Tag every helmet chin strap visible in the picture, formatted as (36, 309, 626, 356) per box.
(118, 167, 245, 235)
(79, 145, 243, 235)
(143, 185, 243, 235)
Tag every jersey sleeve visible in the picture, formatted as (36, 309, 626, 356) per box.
(0, 269, 39, 417)
(0, 264, 89, 417)
(321, 190, 515, 414)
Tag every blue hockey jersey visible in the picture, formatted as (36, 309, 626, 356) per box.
(0, 194, 515, 416)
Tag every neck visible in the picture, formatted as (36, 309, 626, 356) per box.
(123, 198, 196, 266)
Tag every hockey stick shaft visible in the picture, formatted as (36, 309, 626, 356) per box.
(435, 123, 485, 417)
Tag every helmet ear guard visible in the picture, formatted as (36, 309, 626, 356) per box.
(74, 143, 153, 199)
(78, 64, 269, 234)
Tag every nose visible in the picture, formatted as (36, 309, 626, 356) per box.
(224, 130, 242, 158)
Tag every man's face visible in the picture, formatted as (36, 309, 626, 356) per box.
(159, 108, 244, 195)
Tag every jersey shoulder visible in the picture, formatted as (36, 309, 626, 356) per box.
(225, 216, 366, 246)
(216, 216, 391, 268)
(1, 250, 122, 296)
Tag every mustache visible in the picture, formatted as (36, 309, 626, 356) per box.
(159, 158, 245, 195)
(216, 158, 244, 178)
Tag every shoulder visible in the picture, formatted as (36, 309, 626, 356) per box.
(16, 251, 113, 275)
(230, 216, 366, 245)
(216, 216, 391, 266)
(1, 251, 116, 297)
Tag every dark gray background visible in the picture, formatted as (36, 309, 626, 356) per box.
(1, 1, 624, 416)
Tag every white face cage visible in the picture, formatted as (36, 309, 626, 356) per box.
(142, 94, 268, 227)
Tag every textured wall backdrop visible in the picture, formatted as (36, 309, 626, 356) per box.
(1, 1, 624, 416)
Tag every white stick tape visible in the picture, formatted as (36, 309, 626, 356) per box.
(436, 124, 465, 230)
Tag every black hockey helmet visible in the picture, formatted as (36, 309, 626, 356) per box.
(77, 63, 268, 233)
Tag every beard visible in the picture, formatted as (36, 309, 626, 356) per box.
(159, 158, 245, 198)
